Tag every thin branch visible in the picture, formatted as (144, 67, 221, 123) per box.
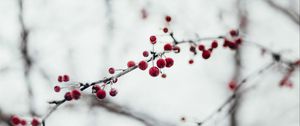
(265, 0, 300, 25)
(18, 0, 36, 116)
(89, 98, 176, 126)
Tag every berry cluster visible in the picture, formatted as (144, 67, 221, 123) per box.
(10, 115, 40, 126)
(223, 30, 243, 50)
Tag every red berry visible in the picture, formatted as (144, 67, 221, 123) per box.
(143, 51, 149, 57)
(57, 75, 63, 82)
(198, 44, 205, 51)
(63, 75, 70, 82)
(223, 39, 230, 47)
(235, 38, 242, 44)
(150, 35, 157, 44)
(71, 89, 81, 100)
(165, 58, 174, 68)
(163, 27, 168, 33)
(31, 118, 40, 126)
(92, 85, 101, 93)
(127, 61, 136, 68)
(54, 85, 61, 92)
(164, 43, 173, 51)
(228, 81, 237, 91)
(138, 61, 148, 70)
(165, 15, 172, 22)
(108, 67, 115, 74)
(20, 119, 27, 125)
(64, 92, 73, 101)
(211, 41, 218, 48)
(202, 50, 211, 59)
(156, 58, 166, 68)
(96, 90, 106, 99)
(228, 42, 237, 49)
(173, 46, 180, 53)
(149, 66, 160, 77)
(11, 115, 20, 125)
(229, 29, 239, 37)
(189, 59, 194, 64)
(161, 73, 167, 78)
(109, 88, 118, 97)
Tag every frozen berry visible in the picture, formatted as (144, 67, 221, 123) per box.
(127, 61, 136, 68)
(20, 119, 27, 125)
(31, 118, 40, 126)
(11, 115, 20, 125)
(228, 81, 237, 91)
(173, 46, 180, 53)
(149, 66, 160, 77)
(63, 75, 70, 82)
(156, 58, 166, 68)
(189, 59, 194, 64)
(64, 92, 73, 101)
(164, 43, 173, 51)
(54, 85, 61, 92)
(96, 90, 106, 99)
(109, 88, 118, 97)
(229, 29, 239, 37)
(235, 38, 242, 44)
(165, 15, 172, 22)
(58, 75, 63, 82)
(138, 61, 148, 70)
(161, 73, 167, 78)
(198, 44, 205, 51)
(165, 58, 174, 68)
(163, 27, 168, 33)
(211, 41, 218, 48)
(71, 89, 81, 100)
(92, 85, 101, 93)
(143, 51, 149, 57)
(150, 35, 157, 44)
(108, 67, 115, 74)
(202, 50, 211, 59)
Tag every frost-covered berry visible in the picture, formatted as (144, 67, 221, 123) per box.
(149, 66, 160, 77)
(165, 58, 174, 68)
(161, 73, 167, 78)
(54, 85, 61, 92)
(164, 43, 173, 51)
(143, 51, 149, 57)
(202, 50, 211, 59)
(11, 115, 20, 125)
(138, 61, 148, 70)
(150, 35, 157, 44)
(63, 75, 70, 82)
(156, 58, 166, 68)
(57, 75, 63, 82)
(64, 92, 73, 101)
(92, 85, 101, 93)
(229, 29, 239, 37)
(108, 67, 115, 74)
(198, 44, 205, 51)
(109, 88, 118, 97)
(96, 90, 106, 99)
(71, 89, 81, 100)
(31, 118, 40, 126)
(173, 46, 180, 53)
(20, 119, 27, 125)
(189, 59, 194, 64)
(127, 61, 136, 68)
(211, 41, 218, 48)
(163, 27, 168, 33)
(165, 15, 172, 22)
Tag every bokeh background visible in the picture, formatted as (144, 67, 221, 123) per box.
(0, 0, 299, 126)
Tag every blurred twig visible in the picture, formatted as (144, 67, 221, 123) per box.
(266, 0, 300, 25)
